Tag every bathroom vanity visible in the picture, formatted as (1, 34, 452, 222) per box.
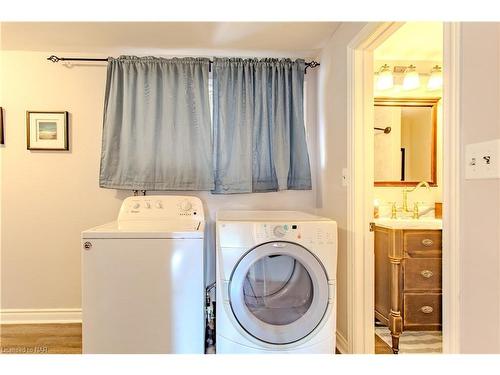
(374, 219, 442, 354)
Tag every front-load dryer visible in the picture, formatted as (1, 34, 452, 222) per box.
(82, 195, 205, 354)
(215, 211, 337, 354)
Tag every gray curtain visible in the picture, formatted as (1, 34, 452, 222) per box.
(212, 58, 312, 193)
(99, 56, 214, 190)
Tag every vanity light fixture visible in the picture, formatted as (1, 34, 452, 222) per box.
(375, 64, 394, 91)
(427, 65, 443, 91)
(402, 65, 420, 91)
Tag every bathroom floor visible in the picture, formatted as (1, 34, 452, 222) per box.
(0, 324, 393, 354)
(375, 326, 443, 354)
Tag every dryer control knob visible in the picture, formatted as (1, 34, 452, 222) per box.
(273, 225, 286, 238)
(180, 200, 193, 211)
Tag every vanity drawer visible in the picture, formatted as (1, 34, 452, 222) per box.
(404, 231, 442, 258)
(404, 293, 442, 328)
(404, 258, 442, 291)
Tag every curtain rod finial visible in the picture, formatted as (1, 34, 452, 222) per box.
(47, 55, 60, 63)
(305, 60, 320, 73)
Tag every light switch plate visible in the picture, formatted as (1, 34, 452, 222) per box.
(465, 139, 500, 179)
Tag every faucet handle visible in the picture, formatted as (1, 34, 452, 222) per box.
(413, 202, 419, 219)
(390, 202, 397, 219)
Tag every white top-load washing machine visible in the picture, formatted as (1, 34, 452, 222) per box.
(81, 195, 205, 354)
(215, 211, 337, 354)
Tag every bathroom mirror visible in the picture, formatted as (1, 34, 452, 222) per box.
(374, 97, 439, 187)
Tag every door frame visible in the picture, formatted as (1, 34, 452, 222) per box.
(346, 22, 462, 353)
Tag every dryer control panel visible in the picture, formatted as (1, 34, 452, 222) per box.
(118, 196, 204, 221)
(254, 222, 336, 246)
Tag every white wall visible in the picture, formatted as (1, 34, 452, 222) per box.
(459, 23, 500, 353)
(316, 22, 368, 346)
(0, 50, 319, 312)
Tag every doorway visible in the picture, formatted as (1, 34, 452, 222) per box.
(345, 22, 461, 354)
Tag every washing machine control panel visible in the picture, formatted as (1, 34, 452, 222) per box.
(118, 196, 204, 221)
(255, 222, 336, 245)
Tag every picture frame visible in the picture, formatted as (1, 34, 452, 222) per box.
(26, 111, 69, 151)
(0, 107, 4, 145)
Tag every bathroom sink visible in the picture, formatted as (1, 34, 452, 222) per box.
(374, 217, 442, 230)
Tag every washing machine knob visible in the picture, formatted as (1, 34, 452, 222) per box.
(273, 225, 286, 238)
(180, 200, 193, 211)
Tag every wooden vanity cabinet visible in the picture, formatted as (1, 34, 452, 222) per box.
(374, 225, 442, 353)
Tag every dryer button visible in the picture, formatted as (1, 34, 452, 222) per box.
(273, 225, 286, 237)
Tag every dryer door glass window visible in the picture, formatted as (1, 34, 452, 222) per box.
(243, 254, 313, 325)
(229, 242, 330, 345)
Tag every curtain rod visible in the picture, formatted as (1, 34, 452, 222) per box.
(46, 55, 320, 73)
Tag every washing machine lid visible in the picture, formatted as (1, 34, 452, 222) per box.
(82, 220, 204, 239)
(228, 241, 330, 345)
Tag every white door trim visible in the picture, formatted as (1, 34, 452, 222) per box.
(346, 22, 402, 354)
(346, 22, 461, 354)
(442, 22, 462, 354)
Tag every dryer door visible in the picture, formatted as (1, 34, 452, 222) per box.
(228, 241, 330, 345)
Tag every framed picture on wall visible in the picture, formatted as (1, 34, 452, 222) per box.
(26, 111, 69, 151)
(0, 107, 4, 145)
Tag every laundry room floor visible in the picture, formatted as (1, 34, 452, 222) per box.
(0, 324, 392, 354)
(0, 324, 82, 354)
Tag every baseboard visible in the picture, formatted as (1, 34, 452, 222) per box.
(0, 308, 82, 324)
(336, 331, 349, 354)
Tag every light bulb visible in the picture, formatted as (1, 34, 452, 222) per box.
(376, 64, 393, 91)
(403, 65, 420, 91)
(427, 65, 443, 91)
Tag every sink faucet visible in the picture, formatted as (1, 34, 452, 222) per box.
(402, 181, 430, 213)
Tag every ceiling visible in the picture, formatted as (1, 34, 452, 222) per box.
(374, 22, 443, 62)
(0, 22, 341, 57)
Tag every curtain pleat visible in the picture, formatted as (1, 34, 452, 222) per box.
(212, 57, 312, 194)
(99, 56, 214, 190)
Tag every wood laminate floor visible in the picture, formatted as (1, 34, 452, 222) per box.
(0, 324, 392, 354)
(1, 324, 82, 354)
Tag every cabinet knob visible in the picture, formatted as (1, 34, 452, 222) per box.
(420, 305, 434, 314)
(421, 238, 434, 247)
(420, 270, 434, 278)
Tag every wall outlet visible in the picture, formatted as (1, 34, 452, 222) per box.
(465, 139, 500, 180)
